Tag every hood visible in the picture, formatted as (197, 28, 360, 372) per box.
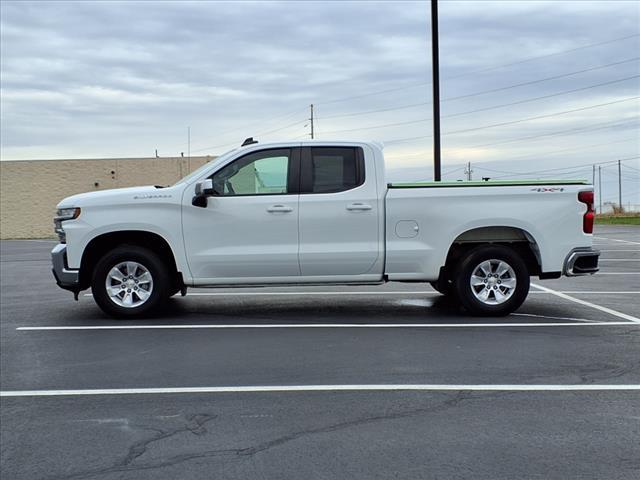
(56, 185, 174, 209)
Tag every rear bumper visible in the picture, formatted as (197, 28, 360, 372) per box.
(51, 244, 80, 291)
(564, 247, 600, 276)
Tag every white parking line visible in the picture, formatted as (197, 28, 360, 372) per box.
(509, 313, 593, 322)
(598, 249, 640, 252)
(529, 291, 639, 294)
(595, 236, 640, 245)
(15, 322, 638, 331)
(531, 283, 640, 323)
(599, 259, 640, 261)
(591, 273, 640, 275)
(2, 383, 639, 397)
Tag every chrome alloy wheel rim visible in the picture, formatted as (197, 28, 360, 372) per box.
(469, 259, 517, 305)
(105, 261, 153, 308)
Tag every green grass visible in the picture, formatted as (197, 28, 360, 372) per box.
(595, 215, 640, 225)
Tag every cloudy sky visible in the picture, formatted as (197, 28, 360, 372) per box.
(1, 0, 639, 202)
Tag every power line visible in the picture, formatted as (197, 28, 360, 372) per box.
(321, 117, 432, 135)
(385, 96, 639, 144)
(386, 134, 637, 163)
(315, 33, 639, 106)
(191, 108, 307, 153)
(446, 33, 640, 80)
(462, 117, 639, 150)
(466, 137, 638, 165)
(486, 156, 640, 179)
(319, 57, 639, 120)
(324, 95, 638, 137)
(443, 57, 640, 103)
(444, 96, 639, 136)
(441, 75, 640, 119)
(191, 117, 307, 153)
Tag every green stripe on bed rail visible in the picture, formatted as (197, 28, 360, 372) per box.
(388, 179, 589, 188)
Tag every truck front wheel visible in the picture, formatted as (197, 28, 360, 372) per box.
(91, 246, 170, 318)
(454, 245, 529, 317)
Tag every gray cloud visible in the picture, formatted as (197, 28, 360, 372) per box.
(1, 0, 638, 202)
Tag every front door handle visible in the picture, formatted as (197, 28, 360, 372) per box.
(346, 203, 372, 211)
(267, 204, 293, 213)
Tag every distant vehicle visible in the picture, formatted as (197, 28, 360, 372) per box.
(52, 140, 599, 318)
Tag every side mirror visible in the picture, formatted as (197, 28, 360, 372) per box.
(192, 179, 216, 207)
(194, 179, 215, 197)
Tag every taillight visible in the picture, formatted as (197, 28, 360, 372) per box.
(578, 191, 594, 234)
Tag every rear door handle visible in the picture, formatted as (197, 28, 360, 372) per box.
(346, 203, 372, 211)
(267, 204, 293, 213)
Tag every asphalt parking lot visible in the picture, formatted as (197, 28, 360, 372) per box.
(1, 225, 639, 480)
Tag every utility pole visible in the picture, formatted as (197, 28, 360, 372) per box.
(465, 161, 473, 181)
(430, 0, 441, 181)
(618, 159, 622, 211)
(309, 104, 315, 139)
(187, 126, 191, 172)
(592, 164, 596, 212)
(598, 166, 602, 214)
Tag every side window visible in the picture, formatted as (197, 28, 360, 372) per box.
(211, 149, 290, 196)
(306, 147, 363, 193)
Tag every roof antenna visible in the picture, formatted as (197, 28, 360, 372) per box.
(242, 137, 258, 146)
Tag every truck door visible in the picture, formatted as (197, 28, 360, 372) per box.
(298, 146, 381, 277)
(182, 148, 301, 281)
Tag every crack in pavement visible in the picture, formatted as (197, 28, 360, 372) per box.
(50, 391, 489, 479)
(122, 413, 216, 466)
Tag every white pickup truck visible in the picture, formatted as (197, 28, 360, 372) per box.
(52, 140, 599, 318)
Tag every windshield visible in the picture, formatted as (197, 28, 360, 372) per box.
(172, 147, 240, 186)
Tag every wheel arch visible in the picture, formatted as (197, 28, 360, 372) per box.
(79, 230, 182, 290)
(441, 226, 542, 280)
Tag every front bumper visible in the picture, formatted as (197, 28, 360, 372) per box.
(564, 247, 600, 276)
(51, 244, 80, 291)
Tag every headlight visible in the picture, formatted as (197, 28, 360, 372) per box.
(54, 208, 81, 243)
(56, 207, 81, 220)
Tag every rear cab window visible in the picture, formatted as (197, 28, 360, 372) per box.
(301, 147, 365, 194)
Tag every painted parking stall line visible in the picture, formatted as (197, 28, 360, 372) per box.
(592, 272, 640, 275)
(531, 283, 640, 323)
(597, 249, 640, 252)
(595, 236, 640, 246)
(599, 259, 640, 261)
(2, 384, 639, 398)
(16, 321, 638, 331)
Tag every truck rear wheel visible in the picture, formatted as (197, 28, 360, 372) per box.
(91, 246, 170, 318)
(453, 245, 529, 317)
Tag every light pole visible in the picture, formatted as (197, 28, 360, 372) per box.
(431, 0, 441, 181)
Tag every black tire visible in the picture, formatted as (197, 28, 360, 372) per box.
(453, 245, 529, 317)
(91, 246, 170, 318)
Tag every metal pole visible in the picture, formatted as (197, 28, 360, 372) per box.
(618, 159, 622, 211)
(187, 126, 191, 172)
(592, 164, 596, 212)
(598, 166, 602, 214)
(310, 104, 314, 139)
(431, 0, 441, 181)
